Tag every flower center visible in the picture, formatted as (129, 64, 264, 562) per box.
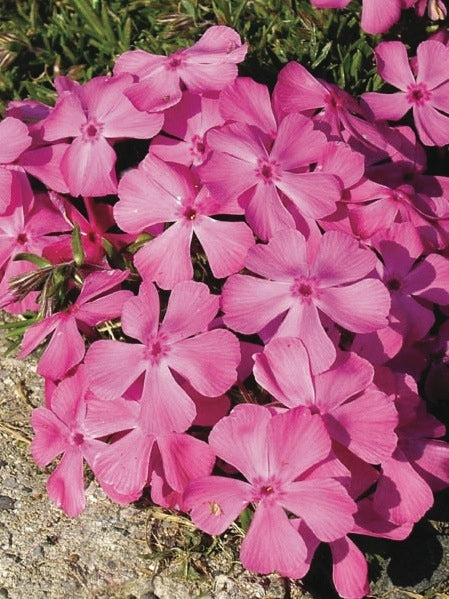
(290, 277, 318, 303)
(325, 91, 343, 111)
(81, 118, 104, 142)
(145, 335, 169, 365)
(406, 83, 431, 106)
(167, 53, 183, 70)
(71, 432, 84, 446)
(183, 206, 197, 220)
(190, 134, 207, 164)
(386, 277, 402, 291)
(255, 158, 281, 185)
(16, 232, 28, 245)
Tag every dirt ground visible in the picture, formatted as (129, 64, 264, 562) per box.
(1, 342, 449, 599)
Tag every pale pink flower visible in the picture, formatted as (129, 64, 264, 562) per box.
(31, 366, 140, 515)
(42, 74, 163, 196)
(116, 155, 254, 289)
(254, 341, 398, 464)
(198, 113, 341, 240)
(19, 269, 132, 380)
(150, 91, 224, 167)
(92, 382, 216, 501)
(114, 26, 247, 112)
(222, 229, 390, 373)
(85, 279, 240, 431)
(362, 40, 449, 146)
(184, 404, 356, 578)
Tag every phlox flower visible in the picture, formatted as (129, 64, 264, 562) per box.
(222, 228, 390, 373)
(150, 91, 224, 167)
(0, 116, 32, 213)
(310, 0, 414, 34)
(92, 379, 216, 501)
(362, 40, 449, 146)
(31, 365, 141, 515)
(184, 404, 356, 578)
(415, 0, 447, 19)
(0, 189, 69, 272)
(254, 340, 398, 464)
(114, 26, 247, 113)
(115, 155, 255, 289)
(373, 367, 449, 524)
(85, 279, 240, 431)
(374, 222, 449, 343)
(19, 269, 132, 380)
(42, 74, 163, 197)
(198, 113, 341, 240)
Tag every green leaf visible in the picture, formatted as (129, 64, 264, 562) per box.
(71, 223, 85, 267)
(13, 253, 52, 268)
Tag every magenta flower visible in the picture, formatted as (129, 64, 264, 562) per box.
(198, 113, 341, 240)
(116, 155, 255, 289)
(254, 340, 398, 464)
(31, 366, 140, 515)
(42, 74, 163, 196)
(85, 279, 240, 431)
(184, 404, 356, 578)
(114, 26, 247, 112)
(19, 269, 132, 380)
(222, 229, 390, 373)
(362, 40, 449, 146)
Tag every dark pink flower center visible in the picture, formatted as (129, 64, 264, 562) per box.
(71, 432, 84, 446)
(386, 277, 402, 291)
(406, 83, 431, 106)
(291, 277, 318, 303)
(183, 206, 197, 220)
(252, 477, 282, 503)
(255, 158, 281, 185)
(16, 232, 28, 245)
(325, 92, 343, 111)
(190, 134, 207, 163)
(145, 336, 169, 364)
(167, 53, 183, 70)
(81, 118, 104, 142)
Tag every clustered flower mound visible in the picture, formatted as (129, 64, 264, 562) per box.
(2, 22, 449, 599)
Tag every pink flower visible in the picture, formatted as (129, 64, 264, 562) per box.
(114, 26, 247, 112)
(92, 384, 216, 501)
(85, 279, 240, 431)
(31, 366, 140, 515)
(222, 229, 390, 373)
(19, 269, 132, 380)
(373, 367, 449, 524)
(0, 116, 32, 213)
(198, 113, 341, 240)
(254, 341, 398, 464)
(116, 155, 255, 289)
(310, 0, 414, 34)
(150, 91, 224, 167)
(184, 404, 356, 578)
(362, 40, 449, 146)
(42, 74, 163, 196)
